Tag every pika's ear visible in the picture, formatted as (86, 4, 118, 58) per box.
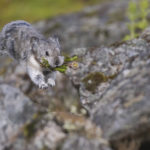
(48, 35, 60, 49)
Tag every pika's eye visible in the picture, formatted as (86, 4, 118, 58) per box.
(45, 51, 49, 56)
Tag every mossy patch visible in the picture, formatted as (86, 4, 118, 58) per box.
(41, 146, 49, 150)
(82, 72, 116, 93)
(23, 113, 43, 140)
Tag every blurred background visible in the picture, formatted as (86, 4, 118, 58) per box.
(0, 0, 107, 28)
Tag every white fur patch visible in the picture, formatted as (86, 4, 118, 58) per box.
(48, 78, 55, 86)
(28, 55, 41, 70)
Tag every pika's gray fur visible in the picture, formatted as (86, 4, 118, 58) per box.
(0, 20, 64, 89)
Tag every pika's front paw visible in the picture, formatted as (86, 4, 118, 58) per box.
(47, 78, 55, 87)
(39, 82, 48, 89)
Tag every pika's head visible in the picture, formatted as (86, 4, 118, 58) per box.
(31, 36, 64, 68)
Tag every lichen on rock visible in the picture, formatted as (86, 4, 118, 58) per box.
(82, 72, 113, 94)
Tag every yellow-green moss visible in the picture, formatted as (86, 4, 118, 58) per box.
(82, 72, 116, 93)
(23, 113, 42, 140)
(41, 146, 49, 150)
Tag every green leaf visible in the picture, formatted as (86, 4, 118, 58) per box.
(124, 0, 149, 41)
(123, 35, 131, 41)
(140, 0, 149, 10)
(41, 57, 50, 68)
(127, 1, 138, 20)
(64, 55, 78, 62)
(137, 19, 148, 30)
(40, 55, 78, 74)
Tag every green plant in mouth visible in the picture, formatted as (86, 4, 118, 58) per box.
(40, 55, 78, 73)
(124, 0, 149, 41)
(64, 55, 78, 62)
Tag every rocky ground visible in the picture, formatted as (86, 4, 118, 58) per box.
(0, 0, 150, 150)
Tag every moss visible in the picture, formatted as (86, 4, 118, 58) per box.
(108, 73, 117, 80)
(0, 68, 6, 75)
(82, 72, 107, 93)
(110, 41, 127, 48)
(82, 72, 117, 93)
(41, 146, 49, 150)
(23, 121, 36, 140)
(23, 113, 42, 140)
(91, 61, 97, 65)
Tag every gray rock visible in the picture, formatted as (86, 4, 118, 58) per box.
(0, 84, 37, 149)
(92, 60, 150, 133)
(33, 120, 66, 149)
(10, 117, 66, 150)
(66, 28, 150, 149)
(91, 60, 150, 150)
(88, 33, 150, 150)
(67, 37, 150, 111)
(62, 135, 112, 150)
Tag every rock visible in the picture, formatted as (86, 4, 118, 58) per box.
(88, 33, 150, 150)
(66, 37, 150, 111)
(33, 120, 66, 149)
(92, 61, 150, 150)
(66, 27, 150, 149)
(0, 84, 37, 150)
(10, 117, 66, 150)
(62, 135, 112, 150)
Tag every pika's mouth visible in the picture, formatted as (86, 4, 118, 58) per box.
(40, 57, 58, 68)
(40, 57, 51, 68)
(40, 55, 78, 73)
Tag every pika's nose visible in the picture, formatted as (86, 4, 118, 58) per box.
(55, 58, 60, 66)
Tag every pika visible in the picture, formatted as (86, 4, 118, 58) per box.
(0, 20, 64, 89)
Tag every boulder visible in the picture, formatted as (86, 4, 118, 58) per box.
(0, 84, 37, 149)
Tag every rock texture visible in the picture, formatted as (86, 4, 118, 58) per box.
(67, 38, 149, 111)
(0, 84, 37, 150)
(62, 135, 112, 150)
(92, 58, 150, 150)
